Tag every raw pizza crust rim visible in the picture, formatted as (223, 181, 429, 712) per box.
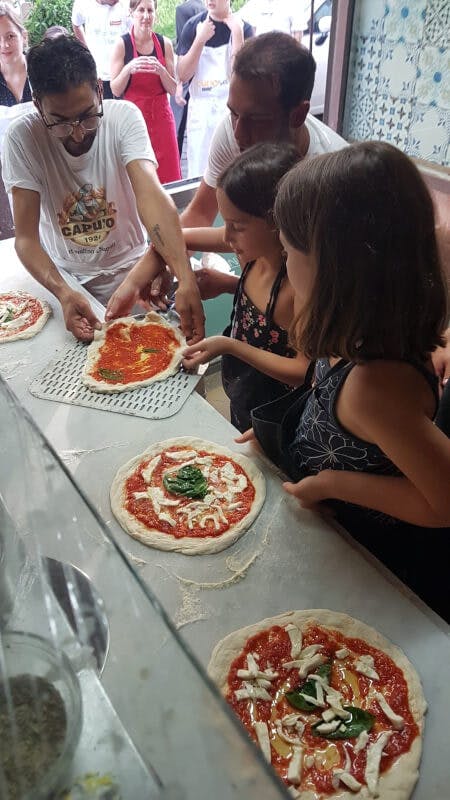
(0, 292, 52, 343)
(208, 609, 426, 800)
(110, 436, 266, 555)
(82, 311, 186, 393)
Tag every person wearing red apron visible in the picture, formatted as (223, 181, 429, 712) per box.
(110, 0, 181, 184)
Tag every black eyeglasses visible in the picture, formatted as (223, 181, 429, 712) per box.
(41, 99, 104, 139)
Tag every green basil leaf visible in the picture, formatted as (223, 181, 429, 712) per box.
(286, 662, 332, 712)
(4, 308, 15, 323)
(163, 465, 208, 499)
(98, 368, 124, 382)
(142, 348, 161, 353)
(312, 706, 375, 740)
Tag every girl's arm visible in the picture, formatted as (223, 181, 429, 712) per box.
(183, 225, 230, 253)
(287, 361, 450, 525)
(183, 336, 309, 386)
(110, 39, 131, 97)
(158, 39, 177, 95)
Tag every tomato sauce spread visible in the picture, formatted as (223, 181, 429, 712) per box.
(91, 321, 179, 384)
(227, 624, 418, 795)
(125, 448, 255, 538)
(0, 293, 44, 338)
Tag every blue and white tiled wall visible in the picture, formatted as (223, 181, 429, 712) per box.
(342, 0, 449, 166)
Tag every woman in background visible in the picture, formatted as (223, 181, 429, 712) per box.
(110, 0, 181, 184)
(0, 2, 30, 106)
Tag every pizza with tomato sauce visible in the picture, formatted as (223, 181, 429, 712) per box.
(208, 610, 426, 799)
(82, 311, 185, 393)
(110, 436, 266, 554)
(0, 291, 51, 342)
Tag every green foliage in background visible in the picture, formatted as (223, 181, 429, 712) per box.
(156, 0, 248, 41)
(26, 0, 73, 45)
(23, 0, 249, 47)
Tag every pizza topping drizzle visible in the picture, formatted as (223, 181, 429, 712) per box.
(373, 691, 405, 730)
(365, 731, 392, 796)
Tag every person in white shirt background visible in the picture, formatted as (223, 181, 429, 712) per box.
(72, 0, 129, 99)
(238, 0, 305, 42)
(176, 0, 253, 178)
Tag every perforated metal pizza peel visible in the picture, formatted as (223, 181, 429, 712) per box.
(29, 339, 202, 419)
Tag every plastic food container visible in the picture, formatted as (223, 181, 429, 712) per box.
(0, 630, 83, 799)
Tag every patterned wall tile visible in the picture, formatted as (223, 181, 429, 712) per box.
(423, 0, 450, 47)
(342, 0, 449, 166)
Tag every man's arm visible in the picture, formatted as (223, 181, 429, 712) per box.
(12, 187, 100, 340)
(72, 23, 87, 47)
(180, 179, 219, 227)
(177, 17, 215, 83)
(125, 159, 205, 343)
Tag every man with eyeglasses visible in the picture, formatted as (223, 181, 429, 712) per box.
(1, 35, 204, 343)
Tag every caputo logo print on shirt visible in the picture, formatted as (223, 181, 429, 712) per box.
(58, 184, 117, 247)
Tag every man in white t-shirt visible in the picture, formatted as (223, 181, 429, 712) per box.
(1, 35, 204, 342)
(72, 0, 129, 99)
(239, 0, 305, 41)
(181, 32, 346, 237)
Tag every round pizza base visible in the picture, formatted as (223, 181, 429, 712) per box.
(0, 293, 51, 343)
(208, 610, 426, 800)
(110, 436, 266, 555)
(82, 311, 186, 393)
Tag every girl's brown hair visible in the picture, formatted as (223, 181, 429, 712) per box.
(0, 2, 27, 38)
(274, 141, 448, 362)
(129, 0, 157, 12)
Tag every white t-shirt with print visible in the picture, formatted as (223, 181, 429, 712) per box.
(239, 0, 306, 36)
(72, 0, 129, 80)
(203, 112, 348, 189)
(2, 100, 156, 284)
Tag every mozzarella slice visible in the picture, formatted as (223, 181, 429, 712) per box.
(354, 729, 370, 753)
(287, 745, 303, 785)
(374, 692, 405, 730)
(333, 770, 362, 792)
(234, 682, 272, 701)
(285, 624, 303, 658)
(365, 731, 392, 797)
(284, 653, 327, 677)
(141, 455, 161, 483)
(354, 655, 380, 681)
(335, 647, 350, 659)
(253, 721, 271, 762)
(314, 719, 342, 734)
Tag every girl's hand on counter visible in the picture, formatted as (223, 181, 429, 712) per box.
(283, 471, 334, 513)
(182, 335, 228, 368)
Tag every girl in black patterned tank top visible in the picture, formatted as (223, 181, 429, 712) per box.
(183, 143, 309, 432)
(266, 141, 450, 619)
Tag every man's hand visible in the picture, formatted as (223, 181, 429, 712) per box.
(432, 327, 450, 387)
(106, 267, 174, 321)
(182, 335, 228, 369)
(196, 16, 215, 45)
(60, 288, 101, 342)
(174, 277, 205, 344)
(195, 267, 236, 300)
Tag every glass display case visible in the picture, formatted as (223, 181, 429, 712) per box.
(0, 375, 290, 799)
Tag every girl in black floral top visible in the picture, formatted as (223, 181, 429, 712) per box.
(183, 143, 309, 431)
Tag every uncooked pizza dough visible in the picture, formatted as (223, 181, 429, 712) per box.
(110, 436, 266, 554)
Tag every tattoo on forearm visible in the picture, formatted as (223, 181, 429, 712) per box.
(151, 224, 165, 250)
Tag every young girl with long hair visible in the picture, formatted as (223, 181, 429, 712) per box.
(243, 141, 450, 618)
(182, 142, 309, 432)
